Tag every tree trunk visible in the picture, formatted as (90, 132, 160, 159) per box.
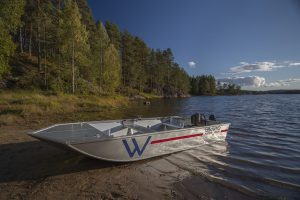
(19, 27, 23, 53)
(167, 68, 170, 84)
(37, 0, 41, 72)
(38, 23, 41, 72)
(58, 0, 61, 91)
(29, 22, 32, 56)
(57, 45, 61, 91)
(44, 52, 47, 88)
(44, 25, 47, 89)
(122, 49, 126, 86)
(99, 44, 102, 91)
(72, 40, 75, 94)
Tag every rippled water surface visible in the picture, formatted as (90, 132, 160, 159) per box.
(121, 94, 300, 199)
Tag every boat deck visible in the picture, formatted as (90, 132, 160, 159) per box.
(30, 117, 221, 144)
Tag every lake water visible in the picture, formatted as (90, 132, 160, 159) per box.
(118, 94, 300, 199)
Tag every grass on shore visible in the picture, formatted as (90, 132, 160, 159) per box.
(139, 92, 162, 99)
(0, 90, 129, 126)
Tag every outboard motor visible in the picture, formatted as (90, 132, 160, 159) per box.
(191, 113, 199, 126)
(191, 113, 206, 126)
(209, 114, 216, 121)
(200, 114, 207, 125)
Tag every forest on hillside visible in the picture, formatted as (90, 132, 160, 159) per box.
(0, 0, 191, 97)
(0, 0, 242, 97)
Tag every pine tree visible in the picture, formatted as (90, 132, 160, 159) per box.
(105, 21, 121, 51)
(0, 0, 25, 79)
(59, 0, 90, 93)
(145, 49, 158, 91)
(133, 37, 149, 91)
(208, 75, 216, 95)
(121, 30, 135, 87)
(75, 0, 96, 34)
(102, 44, 121, 93)
(91, 21, 110, 91)
(190, 75, 217, 95)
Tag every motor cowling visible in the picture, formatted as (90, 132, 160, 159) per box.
(209, 114, 216, 121)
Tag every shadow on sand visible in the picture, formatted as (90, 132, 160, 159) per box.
(0, 140, 126, 183)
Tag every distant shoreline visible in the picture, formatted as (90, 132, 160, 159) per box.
(191, 90, 300, 96)
(239, 89, 300, 95)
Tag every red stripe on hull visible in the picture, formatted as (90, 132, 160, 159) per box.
(151, 133, 203, 144)
(221, 129, 228, 132)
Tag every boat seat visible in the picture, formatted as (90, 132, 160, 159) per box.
(123, 124, 155, 134)
(162, 122, 184, 129)
(160, 116, 186, 129)
(101, 125, 127, 136)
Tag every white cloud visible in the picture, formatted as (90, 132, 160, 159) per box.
(229, 62, 282, 73)
(217, 76, 266, 87)
(228, 61, 300, 74)
(264, 78, 300, 87)
(289, 62, 300, 66)
(217, 76, 300, 88)
(188, 61, 196, 68)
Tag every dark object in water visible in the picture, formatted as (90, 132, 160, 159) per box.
(144, 101, 151, 105)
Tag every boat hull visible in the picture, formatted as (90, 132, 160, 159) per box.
(67, 123, 229, 162)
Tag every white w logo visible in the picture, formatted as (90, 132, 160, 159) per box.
(122, 136, 151, 157)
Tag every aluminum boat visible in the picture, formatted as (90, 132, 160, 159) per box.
(29, 114, 230, 162)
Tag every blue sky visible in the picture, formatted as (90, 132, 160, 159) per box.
(88, 0, 300, 90)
